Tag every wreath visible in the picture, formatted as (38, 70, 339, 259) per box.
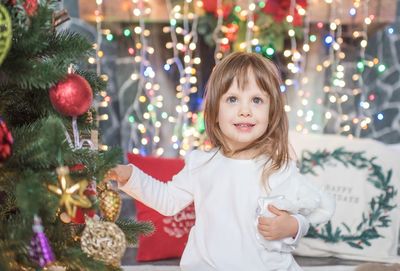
(299, 147, 397, 249)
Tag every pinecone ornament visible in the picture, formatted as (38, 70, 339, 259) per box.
(98, 182, 121, 222)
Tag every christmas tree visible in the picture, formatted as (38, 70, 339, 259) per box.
(0, 1, 152, 270)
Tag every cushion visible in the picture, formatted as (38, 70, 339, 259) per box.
(290, 131, 400, 263)
(127, 154, 195, 262)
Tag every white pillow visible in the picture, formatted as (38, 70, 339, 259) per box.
(290, 131, 400, 263)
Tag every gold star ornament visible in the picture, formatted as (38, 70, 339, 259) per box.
(48, 166, 92, 217)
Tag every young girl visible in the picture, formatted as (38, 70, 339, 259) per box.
(105, 52, 335, 270)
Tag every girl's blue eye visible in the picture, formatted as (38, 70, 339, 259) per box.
(253, 97, 263, 104)
(227, 96, 237, 103)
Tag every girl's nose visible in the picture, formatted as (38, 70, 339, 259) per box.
(240, 111, 251, 117)
(239, 103, 252, 117)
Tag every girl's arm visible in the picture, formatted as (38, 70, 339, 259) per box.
(104, 157, 195, 216)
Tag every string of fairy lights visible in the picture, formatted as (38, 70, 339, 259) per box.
(89, 0, 110, 151)
(295, 0, 314, 132)
(245, 2, 255, 53)
(212, 0, 224, 62)
(164, 0, 202, 156)
(238, 3, 260, 54)
(321, 0, 345, 135)
(312, 0, 380, 139)
(87, 0, 393, 156)
(129, 0, 165, 156)
(354, 0, 372, 138)
(283, 0, 310, 133)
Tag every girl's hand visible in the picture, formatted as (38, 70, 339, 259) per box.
(257, 205, 298, 240)
(104, 165, 132, 186)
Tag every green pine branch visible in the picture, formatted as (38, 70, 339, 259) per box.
(7, 116, 72, 169)
(0, 239, 30, 270)
(1, 87, 54, 126)
(77, 69, 107, 95)
(11, 3, 53, 53)
(53, 246, 119, 271)
(46, 31, 93, 60)
(65, 147, 122, 183)
(1, 56, 72, 89)
(2, 32, 95, 89)
(15, 170, 59, 218)
(0, 189, 17, 219)
(115, 218, 154, 246)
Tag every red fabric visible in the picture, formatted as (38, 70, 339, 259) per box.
(127, 154, 195, 262)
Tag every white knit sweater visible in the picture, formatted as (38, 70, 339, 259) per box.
(119, 149, 335, 271)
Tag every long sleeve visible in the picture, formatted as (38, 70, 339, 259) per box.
(283, 214, 310, 246)
(268, 162, 335, 226)
(118, 154, 194, 216)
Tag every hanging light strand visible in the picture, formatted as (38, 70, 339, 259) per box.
(297, 0, 320, 133)
(129, 0, 161, 155)
(245, 0, 254, 52)
(355, 0, 373, 137)
(287, 0, 304, 132)
(176, 0, 200, 156)
(330, 0, 345, 134)
(165, 0, 200, 156)
(93, 0, 106, 150)
(212, 0, 224, 62)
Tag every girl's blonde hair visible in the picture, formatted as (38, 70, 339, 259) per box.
(203, 52, 290, 186)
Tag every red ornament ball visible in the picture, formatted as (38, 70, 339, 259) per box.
(49, 74, 93, 117)
(0, 118, 13, 163)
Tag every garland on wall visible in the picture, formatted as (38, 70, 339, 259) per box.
(198, 0, 306, 54)
(299, 147, 398, 249)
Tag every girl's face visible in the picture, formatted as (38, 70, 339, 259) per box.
(217, 72, 269, 153)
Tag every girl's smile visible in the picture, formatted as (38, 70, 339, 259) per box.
(234, 122, 256, 132)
